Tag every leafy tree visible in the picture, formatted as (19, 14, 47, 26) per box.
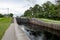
(24, 10, 32, 18)
(23, 1, 60, 20)
(0, 14, 4, 17)
(9, 13, 13, 17)
(32, 4, 41, 18)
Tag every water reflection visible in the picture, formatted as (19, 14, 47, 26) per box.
(18, 25, 60, 40)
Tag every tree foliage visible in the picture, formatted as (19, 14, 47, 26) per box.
(24, 1, 60, 20)
(0, 14, 4, 17)
(0, 13, 13, 18)
(9, 13, 13, 17)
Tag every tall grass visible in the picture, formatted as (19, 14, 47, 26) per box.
(0, 17, 12, 40)
(38, 18, 60, 24)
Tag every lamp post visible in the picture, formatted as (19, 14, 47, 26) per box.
(7, 8, 9, 14)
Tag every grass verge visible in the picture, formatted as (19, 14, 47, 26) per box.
(37, 18, 60, 24)
(0, 17, 12, 40)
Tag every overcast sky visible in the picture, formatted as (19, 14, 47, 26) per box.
(0, 0, 56, 16)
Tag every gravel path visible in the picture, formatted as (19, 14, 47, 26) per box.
(14, 18, 30, 40)
(2, 23, 17, 40)
(2, 18, 30, 40)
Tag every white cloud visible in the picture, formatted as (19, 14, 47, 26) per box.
(0, 1, 29, 16)
(0, 0, 56, 16)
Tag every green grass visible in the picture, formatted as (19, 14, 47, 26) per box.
(0, 17, 12, 40)
(37, 18, 60, 24)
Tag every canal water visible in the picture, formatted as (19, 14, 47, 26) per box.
(18, 25, 60, 40)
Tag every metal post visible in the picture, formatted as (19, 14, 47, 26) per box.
(7, 8, 9, 14)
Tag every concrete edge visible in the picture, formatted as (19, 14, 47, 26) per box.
(14, 18, 30, 40)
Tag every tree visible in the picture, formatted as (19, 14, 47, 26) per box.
(32, 4, 43, 18)
(24, 10, 32, 18)
(9, 13, 13, 17)
(23, 1, 60, 20)
(0, 14, 4, 17)
(55, 4, 60, 19)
